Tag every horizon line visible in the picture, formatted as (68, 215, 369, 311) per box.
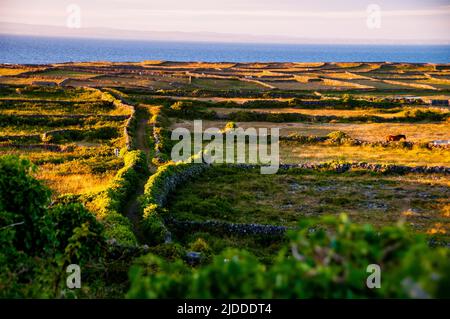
(2, 32, 450, 47)
(1, 21, 449, 46)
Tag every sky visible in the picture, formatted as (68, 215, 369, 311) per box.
(0, 0, 449, 43)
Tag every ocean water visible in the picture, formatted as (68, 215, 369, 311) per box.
(0, 35, 449, 64)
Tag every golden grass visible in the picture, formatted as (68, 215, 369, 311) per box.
(263, 77, 372, 90)
(346, 63, 382, 72)
(140, 60, 166, 65)
(424, 77, 450, 85)
(59, 62, 117, 67)
(382, 79, 437, 90)
(159, 62, 236, 69)
(0, 77, 34, 85)
(163, 96, 293, 104)
(293, 62, 325, 68)
(320, 78, 372, 89)
(334, 63, 363, 68)
(36, 163, 115, 195)
(322, 72, 370, 80)
(191, 77, 266, 90)
(280, 143, 450, 166)
(170, 120, 450, 142)
(211, 107, 409, 118)
(33, 69, 99, 80)
(0, 67, 38, 76)
(38, 171, 114, 195)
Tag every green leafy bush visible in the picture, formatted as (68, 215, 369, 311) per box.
(189, 237, 211, 255)
(127, 215, 450, 298)
(48, 203, 105, 264)
(0, 155, 109, 297)
(0, 155, 52, 252)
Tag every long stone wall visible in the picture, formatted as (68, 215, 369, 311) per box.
(280, 134, 449, 149)
(166, 218, 288, 237)
(230, 162, 450, 174)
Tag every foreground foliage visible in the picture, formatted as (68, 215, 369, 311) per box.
(128, 215, 450, 298)
(0, 155, 106, 297)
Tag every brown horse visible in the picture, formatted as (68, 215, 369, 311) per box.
(386, 134, 406, 142)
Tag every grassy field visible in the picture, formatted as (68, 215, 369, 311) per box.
(0, 144, 123, 196)
(168, 166, 449, 239)
(31, 69, 100, 79)
(0, 85, 105, 101)
(210, 106, 449, 118)
(35, 159, 119, 195)
(0, 86, 128, 196)
(0, 102, 130, 116)
(191, 77, 267, 90)
(0, 66, 41, 75)
(2, 61, 450, 298)
(170, 119, 450, 142)
(280, 143, 450, 166)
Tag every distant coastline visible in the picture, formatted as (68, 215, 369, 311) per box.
(1, 34, 449, 64)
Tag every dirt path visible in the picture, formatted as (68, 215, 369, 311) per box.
(123, 178, 146, 242)
(136, 117, 152, 170)
(123, 106, 154, 243)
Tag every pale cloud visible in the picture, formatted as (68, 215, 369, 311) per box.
(0, 0, 449, 42)
(122, 6, 450, 19)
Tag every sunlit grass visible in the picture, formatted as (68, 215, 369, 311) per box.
(281, 143, 450, 166)
(170, 120, 450, 142)
(211, 107, 415, 118)
(37, 167, 115, 195)
(0, 67, 40, 76)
